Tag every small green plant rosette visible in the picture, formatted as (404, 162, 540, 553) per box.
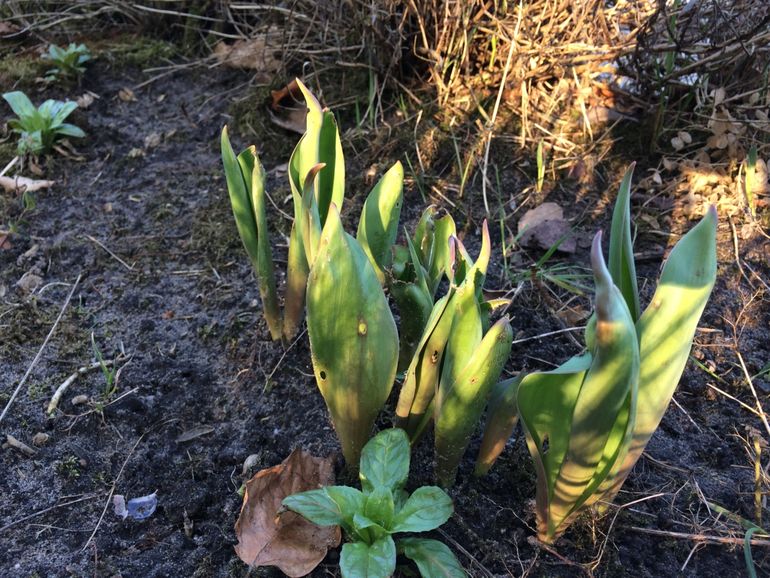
(283, 429, 466, 578)
(3, 91, 85, 155)
(42, 43, 91, 79)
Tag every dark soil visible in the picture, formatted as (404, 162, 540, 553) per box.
(1, 53, 769, 578)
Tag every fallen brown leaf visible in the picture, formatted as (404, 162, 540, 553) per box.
(269, 79, 307, 134)
(213, 32, 281, 79)
(234, 449, 340, 577)
(518, 202, 575, 253)
(0, 175, 55, 194)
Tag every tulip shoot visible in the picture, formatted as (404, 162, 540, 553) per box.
(517, 233, 640, 543)
(306, 205, 399, 466)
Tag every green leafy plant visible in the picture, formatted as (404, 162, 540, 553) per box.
(476, 165, 718, 542)
(283, 429, 466, 578)
(396, 221, 513, 486)
(222, 80, 403, 465)
(221, 79, 403, 346)
(390, 205, 456, 370)
(42, 43, 91, 81)
(3, 91, 85, 155)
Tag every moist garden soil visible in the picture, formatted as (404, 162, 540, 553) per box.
(1, 54, 769, 578)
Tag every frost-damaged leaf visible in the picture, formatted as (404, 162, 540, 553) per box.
(234, 449, 341, 577)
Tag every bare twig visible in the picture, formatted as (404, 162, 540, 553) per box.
(0, 275, 81, 424)
(84, 235, 135, 270)
(46, 356, 128, 416)
(0, 495, 99, 534)
(5, 434, 37, 457)
(625, 526, 770, 547)
(0, 156, 19, 178)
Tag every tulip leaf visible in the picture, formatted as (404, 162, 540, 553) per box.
(601, 206, 718, 502)
(517, 233, 639, 542)
(608, 163, 640, 321)
(282, 221, 309, 342)
(220, 127, 282, 340)
(474, 375, 524, 477)
(390, 487, 453, 533)
(307, 205, 399, 466)
(316, 110, 345, 225)
(397, 292, 455, 437)
(360, 428, 410, 494)
(427, 213, 457, 294)
(434, 316, 513, 486)
(357, 161, 404, 281)
(399, 538, 467, 578)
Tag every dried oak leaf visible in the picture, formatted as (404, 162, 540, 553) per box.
(518, 202, 575, 253)
(213, 31, 281, 79)
(268, 79, 307, 134)
(234, 448, 340, 577)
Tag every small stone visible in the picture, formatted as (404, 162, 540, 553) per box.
(144, 132, 162, 149)
(71, 394, 89, 406)
(242, 453, 261, 476)
(32, 433, 50, 446)
(16, 272, 43, 294)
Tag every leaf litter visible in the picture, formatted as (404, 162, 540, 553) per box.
(234, 448, 341, 577)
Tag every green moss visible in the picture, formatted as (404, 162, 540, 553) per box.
(99, 35, 177, 68)
(0, 50, 44, 89)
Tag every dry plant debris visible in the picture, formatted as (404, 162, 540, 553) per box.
(234, 449, 341, 577)
(517, 202, 575, 253)
(0, 175, 54, 193)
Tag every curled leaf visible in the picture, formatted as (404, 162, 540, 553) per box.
(234, 449, 341, 577)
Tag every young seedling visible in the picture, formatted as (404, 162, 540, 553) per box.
(3, 91, 85, 156)
(42, 43, 91, 82)
(283, 429, 466, 578)
(91, 333, 117, 398)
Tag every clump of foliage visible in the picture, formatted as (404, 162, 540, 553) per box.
(3, 91, 85, 155)
(476, 166, 718, 542)
(283, 429, 466, 578)
(42, 43, 91, 81)
(222, 80, 512, 476)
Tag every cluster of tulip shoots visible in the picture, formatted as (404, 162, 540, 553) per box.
(222, 80, 717, 543)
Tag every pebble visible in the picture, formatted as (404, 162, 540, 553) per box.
(32, 432, 50, 446)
